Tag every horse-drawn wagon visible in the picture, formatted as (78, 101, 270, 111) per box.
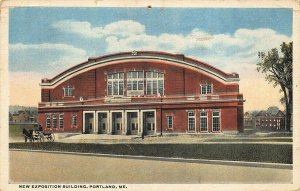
(22, 128, 55, 142)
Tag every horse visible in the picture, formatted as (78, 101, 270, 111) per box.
(22, 128, 33, 142)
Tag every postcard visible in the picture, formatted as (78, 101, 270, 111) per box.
(0, 0, 299, 191)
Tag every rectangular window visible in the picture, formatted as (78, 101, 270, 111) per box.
(188, 112, 195, 131)
(138, 81, 144, 90)
(145, 71, 164, 96)
(132, 71, 137, 78)
(107, 72, 124, 96)
(119, 81, 124, 95)
(127, 71, 144, 96)
(167, 116, 173, 129)
(72, 115, 77, 126)
(113, 73, 118, 79)
(207, 85, 212, 94)
(113, 81, 118, 95)
(201, 84, 213, 94)
(59, 114, 64, 129)
(46, 114, 51, 128)
(138, 71, 144, 78)
(133, 80, 137, 90)
(146, 72, 152, 78)
(158, 80, 164, 96)
(200, 111, 208, 132)
(107, 81, 112, 96)
(212, 111, 220, 132)
(52, 114, 57, 128)
(146, 80, 152, 95)
(153, 80, 158, 95)
(63, 86, 74, 97)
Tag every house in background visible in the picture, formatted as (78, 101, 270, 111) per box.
(254, 110, 285, 131)
(38, 51, 244, 135)
(11, 110, 37, 123)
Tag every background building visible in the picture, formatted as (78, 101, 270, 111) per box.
(244, 112, 254, 129)
(254, 110, 285, 131)
(38, 51, 244, 135)
(11, 110, 37, 123)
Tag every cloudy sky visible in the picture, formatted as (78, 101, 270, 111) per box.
(9, 7, 292, 111)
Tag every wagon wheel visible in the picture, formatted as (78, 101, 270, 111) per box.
(48, 134, 55, 142)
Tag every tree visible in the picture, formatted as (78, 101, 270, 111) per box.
(257, 42, 292, 131)
(266, 106, 279, 115)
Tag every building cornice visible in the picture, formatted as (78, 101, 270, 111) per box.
(40, 51, 240, 87)
(38, 98, 245, 110)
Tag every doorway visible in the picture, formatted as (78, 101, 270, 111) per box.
(126, 112, 139, 135)
(142, 111, 155, 135)
(111, 112, 123, 135)
(84, 112, 94, 134)
(97, 112, 108, 134)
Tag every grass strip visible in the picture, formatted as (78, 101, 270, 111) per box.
(9, 142, 292, 164)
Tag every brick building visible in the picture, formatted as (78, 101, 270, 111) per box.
(254, 110, 285, 131)
(38, 51, 244, 135)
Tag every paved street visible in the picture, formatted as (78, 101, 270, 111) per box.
(10, 151, 292, 184)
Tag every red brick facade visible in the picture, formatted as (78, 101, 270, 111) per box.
(38, 51, 244, 135)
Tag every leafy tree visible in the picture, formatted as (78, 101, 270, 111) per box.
(257, 42, 292, 131)
(266, 106, 279, 115)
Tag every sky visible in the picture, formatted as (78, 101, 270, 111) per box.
(9, 7, 292, 111)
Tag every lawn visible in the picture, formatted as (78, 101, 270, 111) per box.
(9, 123, 38, 140)
(9, 124, 292, 164)
(9, 142, 292, 164)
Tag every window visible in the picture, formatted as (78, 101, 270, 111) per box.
(200, 111, 208, 132)
(212, 111, 220, 132)
(107, 72, 124, 96)
(200, 84, 213, 94)
(72, 115, 77, 126)
(52, 114, 57, 128)
(127, 71, 144, 96)
(46, 114, 51, 128)
(63, 86, 74, 97)
(187, 112, 195, 131)
(167, 116, 173, 129)
(145, 71, 164, 96)
(59, 114, 64, 129)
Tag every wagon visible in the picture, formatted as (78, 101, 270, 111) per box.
(40, 131, 55, 142)
(22, 128, 55, 142)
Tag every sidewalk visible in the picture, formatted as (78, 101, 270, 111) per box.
(58, 134, 140, 143)
(55, 133, 292, 144)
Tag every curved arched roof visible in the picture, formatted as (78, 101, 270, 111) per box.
(40, 51, 239, 87)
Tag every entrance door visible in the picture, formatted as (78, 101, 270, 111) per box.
(143, 111, 155, 135)
(111, 112, 123, 135)
(126, 112, 138, 135)
(84, 112, 94, 134)
(97, 112, 108, 134)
